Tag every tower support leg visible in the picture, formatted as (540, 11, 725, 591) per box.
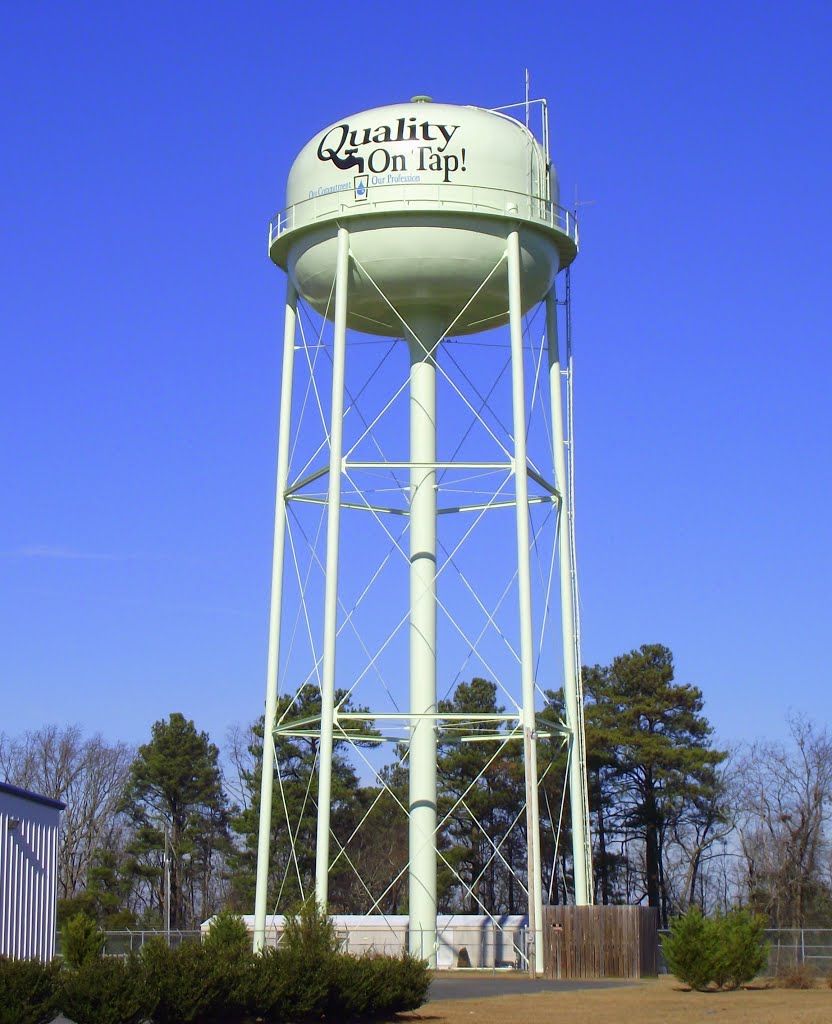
(315, 227, 351, 910)
(545, 288, 593, 905)
(407, 315, 439, 967)
(253, 281, 298, 952)
(507, 227, 544, 975)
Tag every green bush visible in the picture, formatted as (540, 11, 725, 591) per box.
(61, 912, 106, 968)
(242, 947, 431, 1022)
(662, 907, 720, 991)
(241, 908, 430, 1022)
(239, 946, 290, 1022)
(1, 907, 430, 1024)
(58, 955, 154, 1024)
(329, 953, 431, 1019)
(663, 907, 769, 991)
(271, 902, 340, 1019)
(282, 900, 340, 959)
(142, 937, 249, 1024)
(0, 957, 61, 1024)
(203, 910, 251, 956)
(374, 952, 432, 1012)
(718, 909, 768, 990)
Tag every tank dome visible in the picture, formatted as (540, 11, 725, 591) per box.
(269, 101, 577, 337)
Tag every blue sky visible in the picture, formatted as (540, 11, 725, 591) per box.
(2, 1, 830, 756)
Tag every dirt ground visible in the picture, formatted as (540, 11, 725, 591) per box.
(400, 974, 832, 1024)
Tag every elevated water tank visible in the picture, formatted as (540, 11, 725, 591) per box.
(269, 99, 577, 336)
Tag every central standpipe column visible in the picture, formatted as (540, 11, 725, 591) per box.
(407, 314, 440, 968)
(315, 228, 350, 910)
(507, 224, 545, 975)
(545, 290, 593, 905)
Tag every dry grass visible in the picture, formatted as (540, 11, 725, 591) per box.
(398, 973, 831, 1024)
(774, 963, 818, 988)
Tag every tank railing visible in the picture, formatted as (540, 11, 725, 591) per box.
(268, 182, 578, 251)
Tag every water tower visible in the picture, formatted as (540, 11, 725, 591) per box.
(253, 96, 592, 971)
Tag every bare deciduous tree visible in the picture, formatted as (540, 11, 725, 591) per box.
(0, 725, 133, 900)
(225, 720, 259, 814)
(734, 716, 832, 927)
(664, 755, 736, 913)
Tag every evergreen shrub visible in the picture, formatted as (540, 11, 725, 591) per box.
(4, 906, 431, 1024)
(718, 908, 768, 989)
(282, 901, 339, 959)
(662, 907, 719, 991)
(58, 955, 154, 1024)
(242, 944, 430, 1022)
(333, 953, 431, 1018)
(241, 905, 431, 1022)
(203, 910, 250, 956)
(273, 903, 339, 1020)
(60, 912, 106, 968)
(240, 947, 294, 1022)
(0, 956, 60, 1024)
(663, 907, 769, 991)
(142, 937, 249, 1024)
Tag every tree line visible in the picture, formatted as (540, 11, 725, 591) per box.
(2, 644, 829, 931)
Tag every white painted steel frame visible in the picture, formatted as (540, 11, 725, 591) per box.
(506, 225, 544, 975)
(253, 282, 298, 952)
(546, 290, 593, 905)
(315, 227, 351, 910)
(253, 219, 593, 964)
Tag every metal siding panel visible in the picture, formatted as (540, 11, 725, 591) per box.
(45, 821, 55, 960)
(12, 824, 18, 958)
(0, 814, 8, 956)
(33, 820, 43, 960)
(14, 828, 19, 957)
(24, 820, 32, 959)
(21, 817, 31, 959)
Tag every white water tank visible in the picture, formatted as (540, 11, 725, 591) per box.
(269, 99, 577, 337)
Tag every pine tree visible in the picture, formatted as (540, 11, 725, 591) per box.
(436, 678, 525, 914)
(582, 645, 726, 924)
(227, 690, 379, 913)
(122, 712, 230, 929)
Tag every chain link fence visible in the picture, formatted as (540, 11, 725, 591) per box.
(83, 922, 832, 976)
(56, 929, 202, 958)
(81, 922, 529, 969)
(764, 929, 832, 975)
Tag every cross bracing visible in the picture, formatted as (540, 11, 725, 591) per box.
(266, 710, 572, 938)
(278, 472, 563, 719)
(254, 230, 593, 973)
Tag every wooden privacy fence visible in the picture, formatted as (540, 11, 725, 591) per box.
(541, 905, 658, 979)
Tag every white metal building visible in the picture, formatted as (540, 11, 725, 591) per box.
(212, 913, 528, 969)
(0, 781, 64, 960)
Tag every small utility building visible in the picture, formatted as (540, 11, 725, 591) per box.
(0, 781, 65, 960)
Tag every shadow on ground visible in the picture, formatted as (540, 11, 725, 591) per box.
(429, 973, 634, 1001)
